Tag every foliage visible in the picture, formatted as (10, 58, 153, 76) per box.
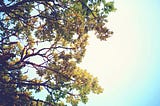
(0, 0, 115, 105)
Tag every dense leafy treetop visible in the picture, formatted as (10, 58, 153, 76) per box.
(0, 0, 116, 105)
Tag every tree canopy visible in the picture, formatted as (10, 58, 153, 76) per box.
(0, 0, 116, 105)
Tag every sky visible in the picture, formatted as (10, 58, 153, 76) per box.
(79, 0, 160, 106)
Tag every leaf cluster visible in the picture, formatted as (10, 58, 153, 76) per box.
(0, 0, 115, 105)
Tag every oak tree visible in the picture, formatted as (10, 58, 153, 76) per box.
(0, 0, 116, 105)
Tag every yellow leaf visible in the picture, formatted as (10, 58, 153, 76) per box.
(21, 75, 28, 80)
(17, 42, 23, 50)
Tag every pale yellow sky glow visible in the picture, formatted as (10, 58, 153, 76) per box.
(79, 0, 154, 105)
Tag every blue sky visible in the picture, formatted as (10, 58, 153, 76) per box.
(79, 0, 160, 106)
